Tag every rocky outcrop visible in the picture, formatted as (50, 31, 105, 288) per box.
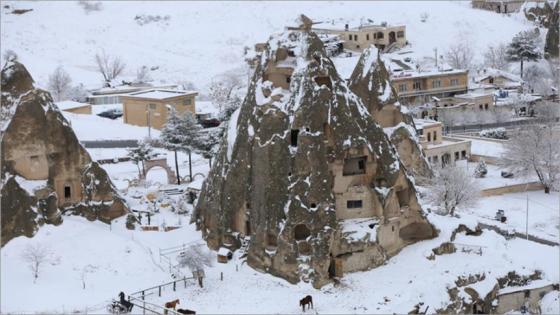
(545, 1, 559, 59)
(348, 46, 432, 180)
(0, 60, 128, 246)
(194, 26, 435, 288)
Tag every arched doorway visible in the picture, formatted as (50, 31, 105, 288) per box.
(140, 158, 176, 184)
(145, 166, 169, 184)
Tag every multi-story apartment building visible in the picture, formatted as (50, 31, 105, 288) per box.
(391, 69, 469, 105)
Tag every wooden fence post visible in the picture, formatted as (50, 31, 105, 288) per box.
(221, 272, 223, 281)
(184, 277, 187, 288)
(173, 281, 176, 291)
(142, 290, 145, 300)
(159, 286, 161, 297)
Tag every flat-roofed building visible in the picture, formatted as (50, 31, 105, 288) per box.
(121, 89, 197, 129)
(55, 100, 92, 115)
(391, 69, 469, 105)
(414, 118, 471, 168)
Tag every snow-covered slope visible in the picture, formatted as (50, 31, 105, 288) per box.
(1, 1, 535, 92)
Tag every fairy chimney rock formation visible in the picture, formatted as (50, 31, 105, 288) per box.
(1, 60, 128, 246)
(194, 28, 435, 288)
(348, 46, 432, 179)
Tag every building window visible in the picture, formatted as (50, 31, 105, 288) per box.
(461, 150, 467, 159)
(398, 84, 407, 92)
(149, 103, 157, 110)
(450, 79, 459, 86)
(376, 32, 384, 39)
(64, 185, 71, 199)
(183, 98, 192, 105)
(294, 224, 311, 240)
(433, 131, 437, 141)
(343, 156, 367, 176)
(455, 152, 460, 161)
(413, 81, 421, 90)
(347, 200, 363, 209)
(286, 76, 291, 84)
(479, 104, 483, 110)
(427, 132, 431, 142)
(432, 80, 441, 88)
(366, 34, 370, 41)
(348, 34, 352, 41)
(373, 33, 377, 39)
(397, 31, 405, 38)
(354, 35, 358, 41)
(484, 104, 489, 110)
(290, 129, 299, 147)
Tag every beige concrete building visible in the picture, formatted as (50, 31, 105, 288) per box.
(55, 100, 92, 115)
(414, 118, 471, 168)
(474, 68, 524, 90)
(122, 89, 197, 129)
(391, 69, 469, 105)
(420, 90, 496, 118)
(313, 21, 406, 52)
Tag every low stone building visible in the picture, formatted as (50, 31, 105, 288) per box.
(474, 68, 524, 91)
(55, 100, 92, 114)
(1, 60, 128, 246)
(194, 23, 435, 288)
(122, 89, 197, 129)
(391, 69, 469, 105)
(496, 280, 558, 314)
(414, 119, 471, 168)
(313, 19, 406, 52)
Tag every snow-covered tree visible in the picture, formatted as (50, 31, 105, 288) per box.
(427, 166, 479, 216)
(506, 30, 542, 78)
(67, 83, 89, 102)
(21, 244, 52, 283)
(195, 127, 223, 168)
(445, 40, 474, 70)
(127, 140, 156, 177)
(502, 124, 560, 193)
(209, 69, 246, 120)
(160, 109, 202, 184)
(3, 49, 17, 63)
(94, 50, 126, 85)
(177, 245, 213, 287)
(135, 66, 151, 84)
(47, 66, 72, 101)
(473, 160, 488, 178)
(483, 43, 509, 70)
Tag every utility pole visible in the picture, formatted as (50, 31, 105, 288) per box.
(434, 48, 438, 68)
(525, 194, 529, 240)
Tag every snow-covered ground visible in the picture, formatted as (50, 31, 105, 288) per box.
(1, 1, 537, 93)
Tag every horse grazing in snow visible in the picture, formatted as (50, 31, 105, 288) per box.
(118, 292, 134, 312)
(300, 295, 313, 312)
(164, 299, 180, 314)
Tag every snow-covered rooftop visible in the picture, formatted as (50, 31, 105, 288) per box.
(454, 91, 494, 99)
(391, 68, 468, 80)
(413, 118, 441, 129)
(475, 68, 524, 84)
(55, 100, 90, 110)
(313, 18, 404, 32)
(195, 101, 220, 115)
(125, 89, 198, 100)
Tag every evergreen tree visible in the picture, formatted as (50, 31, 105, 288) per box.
(127, 140, 156, 177)
(160, 108, 202, 184)
(506, 30, 542, 78)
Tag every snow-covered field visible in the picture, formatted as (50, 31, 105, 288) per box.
(63, 112, 159, 141)
(1, 1, 536, 93)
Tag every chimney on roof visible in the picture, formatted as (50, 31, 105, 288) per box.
(345, 23, 349, 31)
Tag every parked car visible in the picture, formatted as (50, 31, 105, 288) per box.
(97, 108, 123, 120)
(200, 118, 221, 128)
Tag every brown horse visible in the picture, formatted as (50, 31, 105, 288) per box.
(164, 299, 180, 314)
(299, 295, 313, 312)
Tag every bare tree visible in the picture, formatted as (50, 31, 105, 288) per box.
(502, 124, 560, 193)
(445, 40, 474, 70)
(177, 245, 213, 287)
(483, 43, 509, 70)
(21, 244, 52, 283)
(427, 166, 479, 216)
(94, 51, 126, 84)
(3, 49, 18, 63)
(47, 66, 72, 101)
(209, 69, 247, 120)
(135, 66, 151, 84)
